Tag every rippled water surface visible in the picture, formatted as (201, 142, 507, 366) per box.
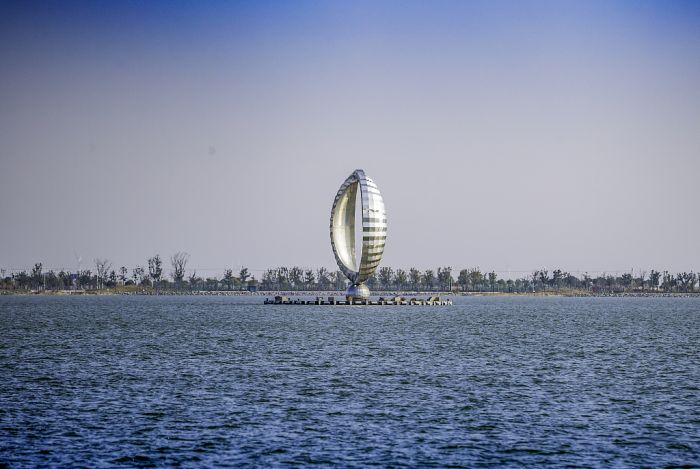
(1, 295, 699, 467)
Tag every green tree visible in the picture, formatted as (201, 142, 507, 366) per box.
(457, 269, 470, 292)
(488, 271, 497, 292)
(15, 271, 30, 290)
(205, 277, 219, 291)
(289, 267, 303, 290)
(378, 267, 394, 289)
(239, 267, 250, 288)
(564, 272, 578, 289)
(314, 267, 329, 289)
(58, 270, 72, 289)
(423, 270, 435, 291)
(469, 268, 483, 292)
(366, 273, 378, 289)
(552, 269, 564, 290)
(409, 268, 421, 290)
(620, 273, 633, 290)
(12, 270, 32, 290)
(222, 269, 235, 290)
(106, 270, 117, 287)
(394, 269, 408, 289)
(45, 270, 59, 290)
(30, 263, 43, 290)
(437, 267, 453, 291)
(605, 275, 616, 292)
(329, 270, 344, 290)
(638, 270, 647, 291)
(276, 267, 290, 290)
(261, 269, 275, 290)
(649, 270, 661, 290)
(78, 270, 93, 289)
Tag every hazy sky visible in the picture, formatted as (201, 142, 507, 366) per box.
(1, 0, 699, 278)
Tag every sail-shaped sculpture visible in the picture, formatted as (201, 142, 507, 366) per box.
(330, 169, 387, 299)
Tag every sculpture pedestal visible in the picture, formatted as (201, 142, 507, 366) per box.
(346, 283, 370, 301)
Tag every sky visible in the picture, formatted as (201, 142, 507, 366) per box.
(1, 0, 699, 279)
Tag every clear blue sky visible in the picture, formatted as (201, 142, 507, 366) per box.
(1, 1, 699, 277)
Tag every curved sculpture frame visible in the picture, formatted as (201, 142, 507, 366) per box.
(330, 169, 387, 296)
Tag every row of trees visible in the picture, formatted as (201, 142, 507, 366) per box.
(259, 266, 455, 291)
(0, 253, 255, 292)
(262, 266, 700, 293)
(454, 268, 699, 294)
(2, 259, 699, 294)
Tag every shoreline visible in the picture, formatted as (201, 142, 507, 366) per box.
(2, 289, 699, 298)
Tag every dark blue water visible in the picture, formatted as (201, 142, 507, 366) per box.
(1, 296, 699, 467)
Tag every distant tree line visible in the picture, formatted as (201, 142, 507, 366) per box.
(259, 266, 456, 291)
(453, 268, 699, 294)
(2, 259, 698, 294)
(262, 266, 699, 293)
(0, 253, 257, 292)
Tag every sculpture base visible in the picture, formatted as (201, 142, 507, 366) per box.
(345, 283, 370, 301)
(264, 295, 452, 306)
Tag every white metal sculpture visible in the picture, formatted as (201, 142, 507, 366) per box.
(330, 169, 386, 299)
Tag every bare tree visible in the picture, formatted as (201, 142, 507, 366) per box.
(170, 252, 189, 285)
(538, 270, 549, 292)
(188, 270, 201, 290)
(94, 258, 112, 289)
(303, 269, 315, 289)
(649, 270, 661, 291)
(148, 255, 163, 286)
(118, 266, 128, 285)
(132, 266, 145, 285)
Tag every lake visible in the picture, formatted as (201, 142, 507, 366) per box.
(1, 295, 698, 466)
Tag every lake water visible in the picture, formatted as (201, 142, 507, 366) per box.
(1, 295, 699, 467)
